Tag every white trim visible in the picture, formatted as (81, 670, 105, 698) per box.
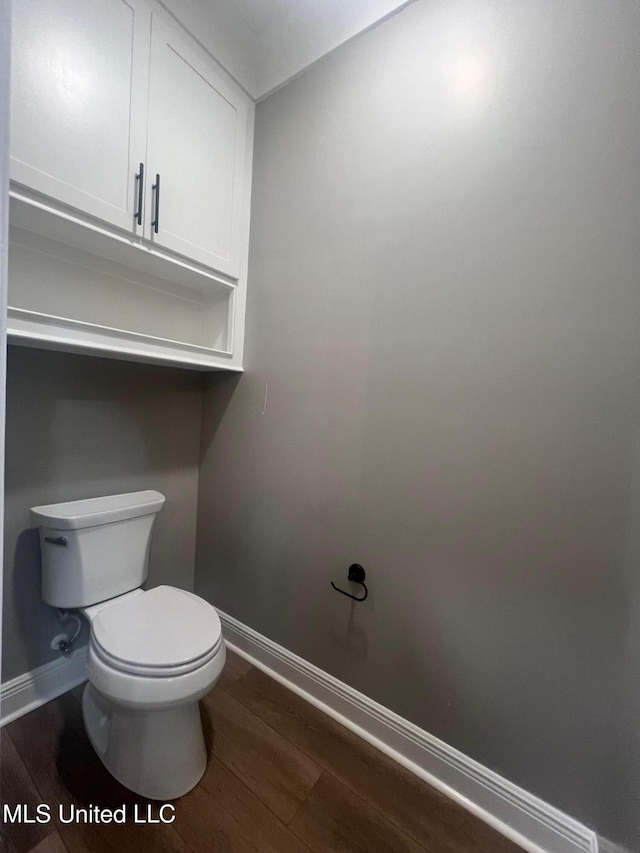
(218, 610, 598, 853)
(1, 647, 88, 727)
(0, 0, 10, 710)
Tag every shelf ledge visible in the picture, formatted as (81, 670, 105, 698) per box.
(8, 307, 240, 372)
(10, 187, 238, 296)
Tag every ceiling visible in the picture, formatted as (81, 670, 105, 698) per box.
(159, 0, 415, 100)
(230, 0, 295, 34)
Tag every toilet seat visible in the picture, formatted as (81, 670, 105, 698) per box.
(92, 633, 223, 677)
(90, 585, 222, 678)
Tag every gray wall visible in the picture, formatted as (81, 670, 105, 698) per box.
(195, 0, 640, 846)
(3, 346, 203, 682)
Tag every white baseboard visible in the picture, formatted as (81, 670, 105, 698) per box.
(1, 646, 88, 727)
(218, 610, 599, 853)
(0, 618, 603, 853)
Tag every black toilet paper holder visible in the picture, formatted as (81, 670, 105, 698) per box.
(331, 563, 368, 602)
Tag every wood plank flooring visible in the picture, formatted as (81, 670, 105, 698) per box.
(0, 650, 524, 853)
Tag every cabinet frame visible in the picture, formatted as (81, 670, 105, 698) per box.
(8, 0, 255, 372)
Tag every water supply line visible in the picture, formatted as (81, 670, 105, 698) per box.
(56, 609, 82, 655)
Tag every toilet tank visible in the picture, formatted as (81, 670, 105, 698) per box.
(30, 491, 166, 608)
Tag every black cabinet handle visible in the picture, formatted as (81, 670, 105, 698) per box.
(134, 162, 144, 226)
(151, 173, 160, 234)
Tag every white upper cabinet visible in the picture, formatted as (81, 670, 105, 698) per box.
(10, 0, 151, 234)
(8, 0, 254, 370)
(145, 17, 248, 279)
(10, 0, 252, 281)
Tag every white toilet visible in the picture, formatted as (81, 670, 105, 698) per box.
(30, 490, 225, 800)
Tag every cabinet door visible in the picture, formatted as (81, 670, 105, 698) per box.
(145, 17, 249, 279)
(10, 0, 150, 233)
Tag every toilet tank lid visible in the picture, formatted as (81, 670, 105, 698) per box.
(30, 490, 165, 530)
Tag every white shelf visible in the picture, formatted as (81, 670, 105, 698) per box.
(7, 205, 242, 371)
(7, 307, 239, 371)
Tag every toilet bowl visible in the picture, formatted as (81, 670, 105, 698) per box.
(82, 585, 225, 799)
(31, 491, 225, 800)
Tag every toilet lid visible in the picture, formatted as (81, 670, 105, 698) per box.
(91, 585, 222, 676)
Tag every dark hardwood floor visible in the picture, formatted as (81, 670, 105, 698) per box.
(0, 650, 524, 853)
